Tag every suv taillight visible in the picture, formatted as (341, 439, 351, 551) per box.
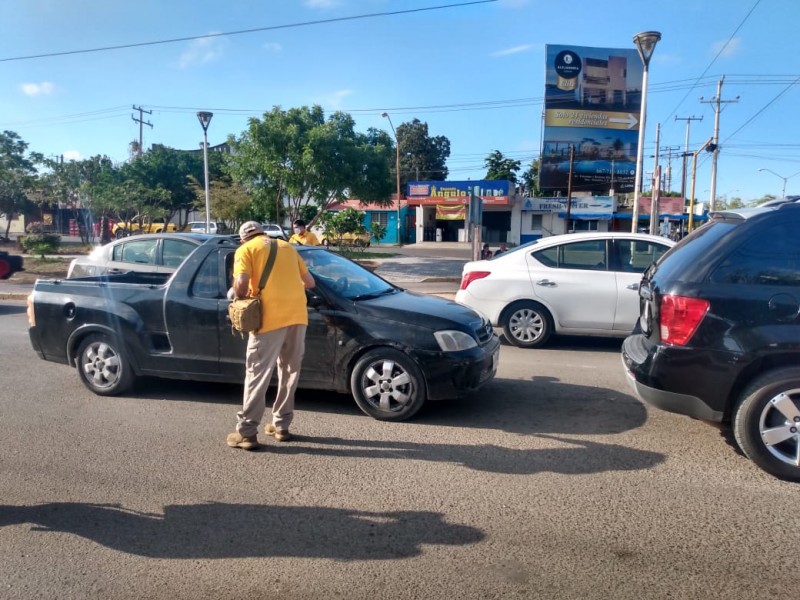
(659, 295, 709, 346)
(460, 271, 490, 290)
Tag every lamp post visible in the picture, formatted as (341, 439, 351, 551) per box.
(196, 111, 213, 234)
(382, 112, 402, 245)
(630, 30, 661, 233)
(758, 168, 800, 199)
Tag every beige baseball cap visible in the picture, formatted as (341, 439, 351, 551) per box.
(238, 221, 264, 241)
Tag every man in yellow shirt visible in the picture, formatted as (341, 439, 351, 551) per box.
(288, 219, 320, 246)
(226, 221, 316, 451)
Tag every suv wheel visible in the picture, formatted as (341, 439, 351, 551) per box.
(733, 367, 800, 482)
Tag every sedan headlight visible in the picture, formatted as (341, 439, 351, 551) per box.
(434, 330, 478, 352)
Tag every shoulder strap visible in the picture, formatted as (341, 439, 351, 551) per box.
(256, 241, 278, 292)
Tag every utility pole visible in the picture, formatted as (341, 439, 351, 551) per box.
(649, 123, 661, 235)
(565, 145, 575, 234)
(701, 77, 738, 211)
(675, 115, 703, 202)
(131, 105, 153, 158)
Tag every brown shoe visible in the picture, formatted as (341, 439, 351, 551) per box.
(226, 432, 260, 450)
(265, 423, 291, 442)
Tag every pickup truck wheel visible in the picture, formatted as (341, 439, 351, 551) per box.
(115, 229, 126, 239)
(76, 334, 135, 396)
(350, 348, 426, 421)
(501, 301, 553, 349)
(733, 367, 800, 482)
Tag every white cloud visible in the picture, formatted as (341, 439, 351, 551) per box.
(304, 0, 338, 8)
(317, 89, 353, 110)
(492, 44, 534, 58)
(20, 81, 55, 96)
(263, 42, 283, 53)
(178, 35, 226, 68)
(62, 150, 82, 161)
(712, 37, 741, 58)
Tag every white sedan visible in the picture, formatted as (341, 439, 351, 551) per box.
(455, 232, 674, 348)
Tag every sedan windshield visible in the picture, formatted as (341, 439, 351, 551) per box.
(301, 249, 397, 301)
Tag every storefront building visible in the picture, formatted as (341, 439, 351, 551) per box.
(406, 180, 515, 244)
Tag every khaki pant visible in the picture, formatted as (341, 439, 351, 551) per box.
(236, 325, 306, 437)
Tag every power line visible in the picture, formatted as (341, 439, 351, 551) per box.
(0, 1, 498, 63)
(660, 0, 762, 124)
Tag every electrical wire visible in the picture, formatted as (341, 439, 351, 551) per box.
(0, 1, 498, 63)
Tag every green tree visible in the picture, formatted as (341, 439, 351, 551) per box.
(122, 144, 217, 226)
(484, 150, 521, 183)
(189, 176, 252, 230)
(0, 131, 38, 240)
(395, 118, 450, 190)
(519, 158, 541, 196)
(227, 105, 394, 226)
(318, 207, 369, 257)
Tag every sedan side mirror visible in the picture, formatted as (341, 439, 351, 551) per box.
(306, 289, 326, 309)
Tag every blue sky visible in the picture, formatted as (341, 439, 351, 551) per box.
(1, 0, 798, 203)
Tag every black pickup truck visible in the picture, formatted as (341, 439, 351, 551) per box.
(27, 237, 499, 421)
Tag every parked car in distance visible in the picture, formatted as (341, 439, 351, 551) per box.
(67, 232, 211, 278)
(112, 217, 178, 238)
(184, 221, 228, 235)
(622, 203, 800, 482)
(455, 232, 674, 348)
(261, 223, 289, 240)
(320, 230, 372, 247)
(0, 250, 24, 280)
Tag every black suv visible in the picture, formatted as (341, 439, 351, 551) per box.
(622, 203, 800, 481)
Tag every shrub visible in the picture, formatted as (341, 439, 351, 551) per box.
(20, 233, 61, 257)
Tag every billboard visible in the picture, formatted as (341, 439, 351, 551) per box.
(541, 44, 644, 194)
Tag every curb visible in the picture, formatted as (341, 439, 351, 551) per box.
(0, 292, 28, 301)
(420, 276, 460, 283)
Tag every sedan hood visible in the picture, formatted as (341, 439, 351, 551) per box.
(354, 289, 485, 332)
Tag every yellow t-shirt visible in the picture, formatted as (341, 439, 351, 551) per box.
(232, 237, 309, 333)
(289, 230, 320, 246)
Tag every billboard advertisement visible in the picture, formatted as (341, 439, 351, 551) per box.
(541, 44, 644, 194)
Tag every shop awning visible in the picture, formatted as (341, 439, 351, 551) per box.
(557, 213, 613, 221)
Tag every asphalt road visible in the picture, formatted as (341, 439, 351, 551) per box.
(2, 302, 798, 599)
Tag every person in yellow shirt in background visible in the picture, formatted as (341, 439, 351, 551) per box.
(226, 221, 316, 451)
(288, 219, 320, 246)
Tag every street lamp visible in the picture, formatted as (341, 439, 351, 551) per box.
(196, 111, 213, 234)
(758, 168, 800, 199)
(382, 112, 402, 245)
(630, 30, 661, 233)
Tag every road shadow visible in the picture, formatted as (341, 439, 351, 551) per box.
(131, 376, 645, 438)
(497, 333, 624, 353)
(0, 503, 482, 560)
(0, 304, 27, 316)
(416, 376, 648, 436)
(271, 433, 664, 475)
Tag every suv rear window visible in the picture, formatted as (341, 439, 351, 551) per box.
(710, 220, 800, 285)
(650, 221, 737, 282)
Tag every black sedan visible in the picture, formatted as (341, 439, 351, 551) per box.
(30, 241, 499, 422)
(0, 250, 24, 280)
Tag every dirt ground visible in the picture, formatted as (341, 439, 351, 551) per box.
(0, 242, 71, 283)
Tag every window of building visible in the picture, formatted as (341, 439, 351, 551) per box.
(370, 212, 388, 227)
(530, 214, 543, 230)
(569, 220, 599, 232)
